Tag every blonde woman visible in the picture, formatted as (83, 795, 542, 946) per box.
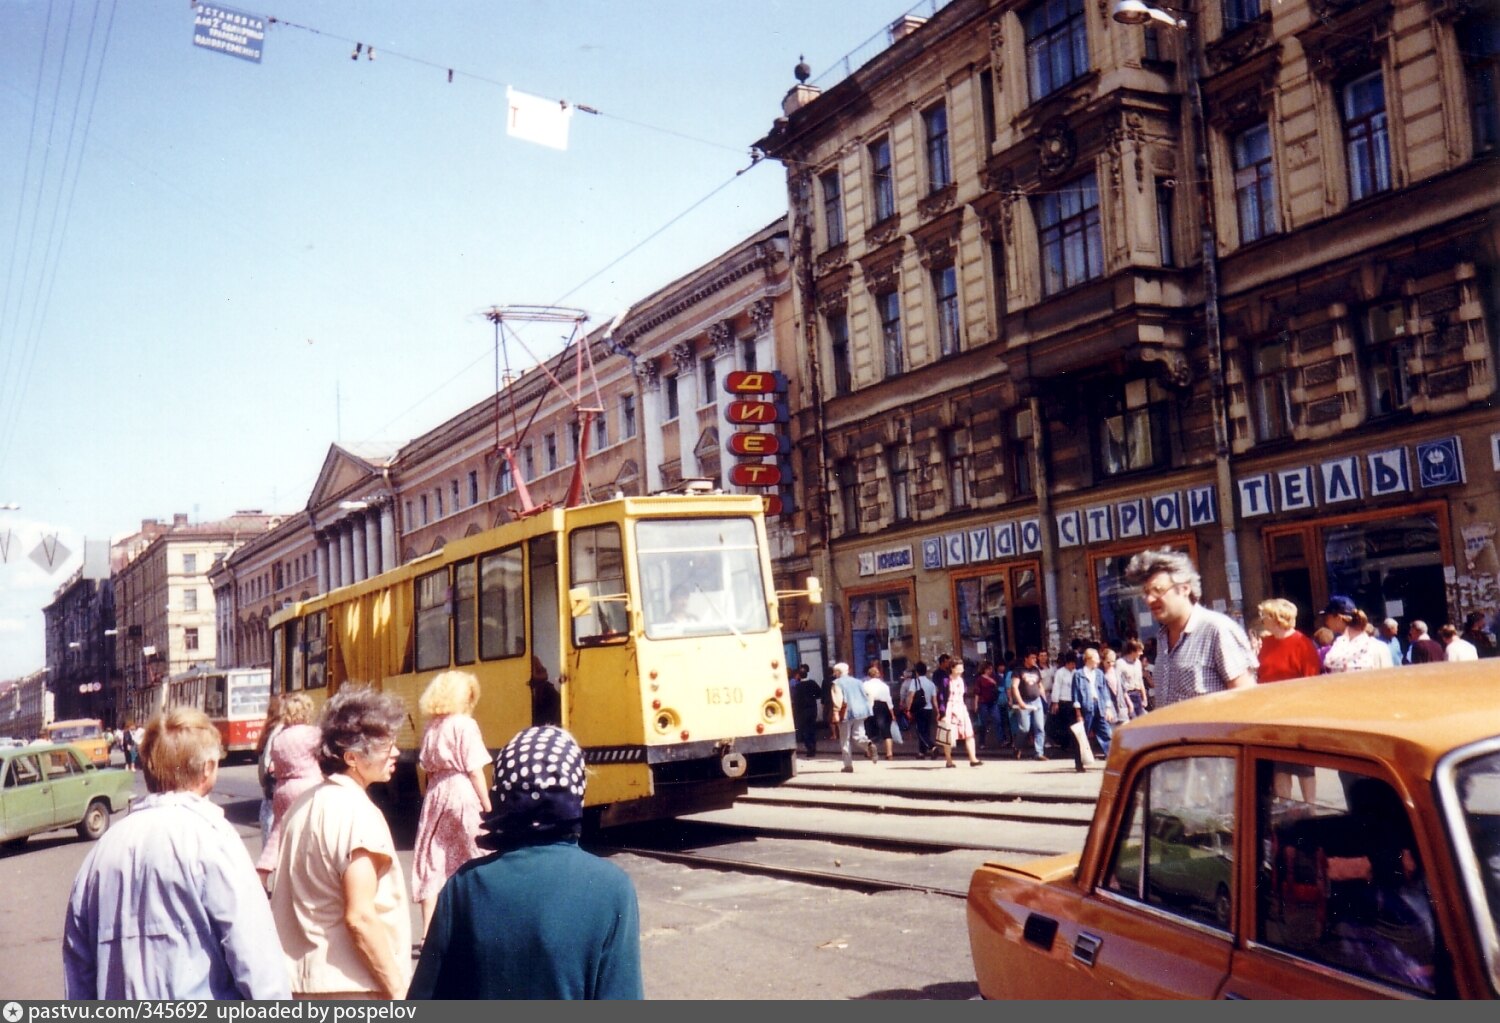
(411, 671, 492, 942)
(255, 692, 322, 881)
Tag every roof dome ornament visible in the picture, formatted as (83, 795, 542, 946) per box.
(794, 54, 811, 84)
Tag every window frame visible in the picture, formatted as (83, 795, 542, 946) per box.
(1232, 123, 1279, 244)
(1361, 300, 1415, 418)
(1342, 69, 1392, 202)
(820, 168, 845, 247)
(878, 289, 905, 378)
(620, 393, 637, 439)
(1094, 375, 1173, 478)
(665, 374, 680, 421)
(414, 566, 452, 672)
(1248, 335, 1295, 443)
(923, 101, 952, 192)
(887, 446, 911, 523)
(1025, 0, 1091, 103)
(932, 264, 961, 357)
(835, 457, 861, 536)
(1036, 172, 1104, 296)
(477, 544, 526, 662)
(828, 311, 853, 396)
(869, 137, 896, 223)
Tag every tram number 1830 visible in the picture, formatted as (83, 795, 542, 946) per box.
(705, 687, 744, 705)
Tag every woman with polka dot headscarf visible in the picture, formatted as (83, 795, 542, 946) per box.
(408, 726, 642, 1000)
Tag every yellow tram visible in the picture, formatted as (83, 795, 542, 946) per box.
(268, 492, 802, 826)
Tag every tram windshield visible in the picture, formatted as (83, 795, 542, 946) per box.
(636, 518, 769, 640)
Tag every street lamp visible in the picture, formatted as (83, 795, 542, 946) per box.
(1109, 0, 1245, 620)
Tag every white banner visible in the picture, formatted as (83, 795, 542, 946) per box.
(506, 87, 574, 150)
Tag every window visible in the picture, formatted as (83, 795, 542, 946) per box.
(451, 479, 461, 509)
(1011, 407, 1036, 497)
(545, 432, 558, 472)
(848, 590, 916, 681)
(436, 488, 445, 519)
(887, 446, 911, 522)
(636, 518, 770, 640)
(1363, 301, 1414, 417)
(1097, 377, 1170, 476)
(741, 338, 758, 373)
(594, 410, 609, 450)
(932, 265, 960, 356)
(1036, 173, 1103, 295)
(184, 627, 199, 652)
(1107, 756, 1237, 930)
(1343, 71, 1391, 201)
(878, 290, 904, 378)
(182, 553, 197, 574)
(870, 137, 896, 222)
(1442, 746, 1500, 992)
(453, 561, 476, 665)
(1025, 0, 1089, 102)
(478, 546, 524, 660)
(420, 495, 430, 525)
(1463, 15, 1500, 152)
(820, 169, 845, 247)
(980, 69, 997, 148)
(569, 421, 581, 463)
(468, 470, 479, 505)
(498, 461, 514, 495)
(989, 239, 1006, 317)
(836, 457, 861, 534)
(945, 430, 971, 510)
(1249, 337, 1295, 442)
(620, 394, 637, 439)
(523, 443, 536, 480)
(665, 375, 680, 420)
(924, 102, 951, 191)
(828, 312, 852, 396)
(1256, 760, 1441, 995)
(700, 355, 716, 405)
(1224, 0, 1261, 31)
(415, 568, 450, 671)
(183, 588, 198, 612)
(1155, 180, 1176, 266)
(1143, 25, 1162, 62)
(1232, 123, 1278, 243)
(569, 525, 628, 645)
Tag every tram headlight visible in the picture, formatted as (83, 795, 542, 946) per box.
(761, 699, 784, 723)
(652, 708, 680, 735)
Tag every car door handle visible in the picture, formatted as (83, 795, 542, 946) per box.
(1073, 932, 1103, 967)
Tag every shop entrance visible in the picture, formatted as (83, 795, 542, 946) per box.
(953, 561, 1044, 668)
(847, 584, 917, 681)
(1263, 503, 1451, 635)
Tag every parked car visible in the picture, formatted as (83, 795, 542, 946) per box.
(1, 742, 135, 849)
(39, 718, 111, 768)
(967, 659, 1500, 999)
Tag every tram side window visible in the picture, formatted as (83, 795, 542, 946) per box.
(306, 611, 328, 690)
(479, 547, 525, 660)
(415, 568, 452, 672)
(454, 561, 477, 665)
(288, 621, 307, 692)
(570, 525, 627, 646)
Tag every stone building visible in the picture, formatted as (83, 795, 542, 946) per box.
(41, 569, 117, 724)
(755, 0, 1497, 673)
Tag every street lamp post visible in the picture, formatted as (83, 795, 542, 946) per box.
(1110, 0, 1244, 621)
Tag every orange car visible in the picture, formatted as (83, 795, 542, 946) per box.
(967, 659, 1500, 999)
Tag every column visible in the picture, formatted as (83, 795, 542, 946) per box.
(329, 533, 343, 590)
(673, 343, 697, 480)
(351, 518, 368, 583)
(339, 525, 355, 589)
(315, 536, 329, 594)
(640, 370, 664, 493)
(713, 339, 737, 491)
(380, 503, 397, 570)
(364, 513, 381, 578)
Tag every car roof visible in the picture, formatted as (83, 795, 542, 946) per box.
(1117, 659, 1500, 773)
(2, 742, 84, 757)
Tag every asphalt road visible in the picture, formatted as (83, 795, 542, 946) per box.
(0, 754, 1089, 1000)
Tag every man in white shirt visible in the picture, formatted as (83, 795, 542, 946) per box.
(1046, 650, 1077, 752)
(901, 663, 939, 758)
(1441, 624, 1480, 661)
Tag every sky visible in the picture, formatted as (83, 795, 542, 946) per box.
(0, 0, 940, 678)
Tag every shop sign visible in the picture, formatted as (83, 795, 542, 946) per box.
(1150, 491, 1183, 532)
(723, 371, 789, 395)
(858, 545, 914, 577)
(1238, 474, 1275, 518)
(1320, 456, 1362, 505)
(1415, 436, 1465, 488)
(723, 373, 794, 518)
(1186, 486, 1217, 527)
(1117, 498, 1147, 539)
(993, 521, 1017, 557)
(1085, 506, 1113, 544)
(1019, 518, 1042, 554)
(921, 537, 943, 569)
(729, 463, 783, 487)
(944, 532, 968, 565)
(968, 526, 992, 562)
(725, 399, 788, 424)
(1057, 509, 1083, 548)
(726, 432, 790, 456)
(1368, 448, 1411, 497)
(1277, 467, 1316, 512)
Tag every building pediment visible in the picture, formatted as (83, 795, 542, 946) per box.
(306, 444, 393, 514)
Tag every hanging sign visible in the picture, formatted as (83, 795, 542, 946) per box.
(730, 463, 784, 488)
(723, 371, 789, 394)
(726, 431, 790, 456)
(724, 370, 794, 517)
(725, 399, 789, 425)
(192, 4, 266, 63)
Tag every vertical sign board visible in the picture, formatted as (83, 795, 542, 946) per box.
(723, 371, 794, 517)
(193, 4, 266, 63)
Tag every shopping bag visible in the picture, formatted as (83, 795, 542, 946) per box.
(1069, 720, 1096, 765)
(936, 720, 954, 747)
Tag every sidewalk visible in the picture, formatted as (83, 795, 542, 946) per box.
(782, 734, 1105, 804)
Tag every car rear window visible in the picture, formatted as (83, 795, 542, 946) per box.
(1441, 745, 1500, 996)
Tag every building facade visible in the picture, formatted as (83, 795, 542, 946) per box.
(0, 670, 50, 740)
(757, 0, 1497, 675)
(42, 570, 118, 724)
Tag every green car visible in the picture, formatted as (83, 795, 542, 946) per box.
(1, 743, 135, 849)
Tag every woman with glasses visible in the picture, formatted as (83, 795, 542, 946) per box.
(269, 686, 411, 1000)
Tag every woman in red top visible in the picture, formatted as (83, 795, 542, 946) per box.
(1255, 597, 1324, 682)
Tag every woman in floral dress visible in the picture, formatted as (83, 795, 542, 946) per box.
(255, 692, 323, 882)
(940, 660, 982, 768)
(411, 670, 492, 942)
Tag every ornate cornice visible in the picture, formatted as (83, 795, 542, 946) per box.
(814, 242, 848, 277)
(1203, 44, 1283, 129)
(859, 241, 905, 295)
(670, 341, 695, 372)
(1204, 13, 1272, 75)
(1037, 118, 1077, 180)
(633, 361, 660, 391)
(749, 297, 774, 336)
(708, 320, 734, 356)
(866, 215, 901, 247)
(1298, 0, 1393, 80)
(918, 182, 958, 221)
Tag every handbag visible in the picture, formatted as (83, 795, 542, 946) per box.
(1069, 720, 1097, 765)
(936, 719, 954, 747)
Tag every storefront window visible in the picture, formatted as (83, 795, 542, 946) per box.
(848, 590, 915, 681)
(955, 564, 1045, 666)
(1093, 541, 1192, 650)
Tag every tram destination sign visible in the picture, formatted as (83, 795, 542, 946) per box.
(192, 4, 266, 63)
